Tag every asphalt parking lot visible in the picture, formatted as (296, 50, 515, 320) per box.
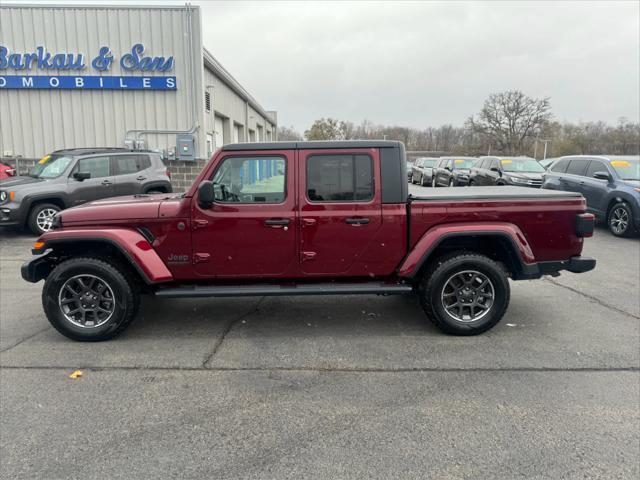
(1, 186, 639, 479)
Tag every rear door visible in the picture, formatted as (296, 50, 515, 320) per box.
(562, 159, 590, 193)
(298, 148, 383, 276)
(68, 155, 115, 205)
(191, 151, 297, 278)
(112, 154, 150, 196)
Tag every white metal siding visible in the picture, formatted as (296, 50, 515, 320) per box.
(0, 5, 204, 158)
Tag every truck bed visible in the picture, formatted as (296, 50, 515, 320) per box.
(410, 186, 582, 201)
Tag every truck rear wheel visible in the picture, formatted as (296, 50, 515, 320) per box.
(42, 257, 140, 341)
(419, 252, 510, 335)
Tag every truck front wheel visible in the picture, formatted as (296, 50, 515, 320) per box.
(419, 252, 510, 335)
(42, 257, 140, 341)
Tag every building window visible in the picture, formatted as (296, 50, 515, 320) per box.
(205, 91, 211, 112)
(306, 154, 373, 202)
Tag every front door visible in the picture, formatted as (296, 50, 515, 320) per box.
(191, 151, 297, 278)
(298, 149, 383, 276)
(68, 155, 115, 205)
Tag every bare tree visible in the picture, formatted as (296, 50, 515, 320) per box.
(467, 90, 552, 155)
(277, 125, 303, 141)
(304, 118, 348, 140)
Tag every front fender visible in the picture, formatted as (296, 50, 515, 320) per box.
(397, 222, 535, 279)
(30, 228, 173, 284)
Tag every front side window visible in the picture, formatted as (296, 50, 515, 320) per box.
(212, 156, 286, 203)
(29, 154, 73, 179)
(307, 154, 373, 202)
(75, 156, 110, 179)
(586, 160, 607, 178)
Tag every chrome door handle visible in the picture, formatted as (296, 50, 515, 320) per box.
(136, 176, 147, 181)
(101, 180, 112, 186)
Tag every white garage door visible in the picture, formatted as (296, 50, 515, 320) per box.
(233, 124, 240, 143)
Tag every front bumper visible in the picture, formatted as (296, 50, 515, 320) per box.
(0, 204, 24, 227)
(514, 256, 596, 280)
(21, 252, 55, 283)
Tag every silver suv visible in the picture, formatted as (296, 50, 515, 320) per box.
(0, 148, 172, 234)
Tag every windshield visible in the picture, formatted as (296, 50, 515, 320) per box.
(29, 155, 73, 179)
(452, 159, 475, 169)
(422, 159, 437, 167)
(610, 159, 639, 181)
(500, 158, 545, 173)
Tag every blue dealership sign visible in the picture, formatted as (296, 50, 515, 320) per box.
(0, 75, 176, 90)
(0, 43, 176, 91)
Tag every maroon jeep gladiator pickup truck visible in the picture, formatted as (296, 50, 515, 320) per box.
(22, 141, 596, 341)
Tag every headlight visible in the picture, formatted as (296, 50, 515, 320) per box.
(510, 177, 531, 185)
(0, 191, 6, 203)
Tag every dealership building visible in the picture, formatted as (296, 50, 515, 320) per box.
(0, 4, 277, 190)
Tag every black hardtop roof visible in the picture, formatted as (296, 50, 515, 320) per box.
(221, 140, 403, 151)
(51, 147, 157, 156)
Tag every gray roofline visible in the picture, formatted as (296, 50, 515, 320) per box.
(202, 48, 276, 127)
(222, 140, 402, 151)
(1, 3, 194, 10)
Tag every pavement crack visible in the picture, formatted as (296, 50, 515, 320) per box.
(544, 277, 640, 319)
(201, 296, 265, 368)
(0, 326, 51, 354)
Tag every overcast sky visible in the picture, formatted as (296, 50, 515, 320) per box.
(10, 1, 640, 131)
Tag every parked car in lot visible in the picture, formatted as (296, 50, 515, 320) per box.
(469, 156, 545, 187)
(0, 161, 16, 180)
(538, 157, 557, 170)
(406, 161, 413, 181)
(432, 157, 477, 187)
(411, 157, 439, 186)
(22, 140, 595, 341)
(542, 155, 640, 237)
(0, 148, 172, 235)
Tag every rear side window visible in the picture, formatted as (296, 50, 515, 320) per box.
(550, 159, 570, 173)
(307, 154, 373, 202)
(112, 155, 151, 175)
(76, 156, 110, 178)
(566, 159, 589, 176)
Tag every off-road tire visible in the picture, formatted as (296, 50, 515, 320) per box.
(607, 202, 635, 237)
(42, 257, 140, 341)
(28, 203, 60, 235)
(419, 251, 510, 335)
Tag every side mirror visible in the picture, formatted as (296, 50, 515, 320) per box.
(490, 167, 501, 173)
(593, 171, 611, 181)
(73, 172, 91, 181)
(198, 181, 215, 208)
(445, 166, 452, 171)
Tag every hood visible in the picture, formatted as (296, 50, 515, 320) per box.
(0, 175, 46, 188)
(59, 193, 179, 225)
(454, 169, 471, 174)
(622, 180, 640, 189)
(506, 172, 543, 180)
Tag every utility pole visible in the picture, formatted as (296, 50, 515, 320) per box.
(540, 139, 551, 159)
